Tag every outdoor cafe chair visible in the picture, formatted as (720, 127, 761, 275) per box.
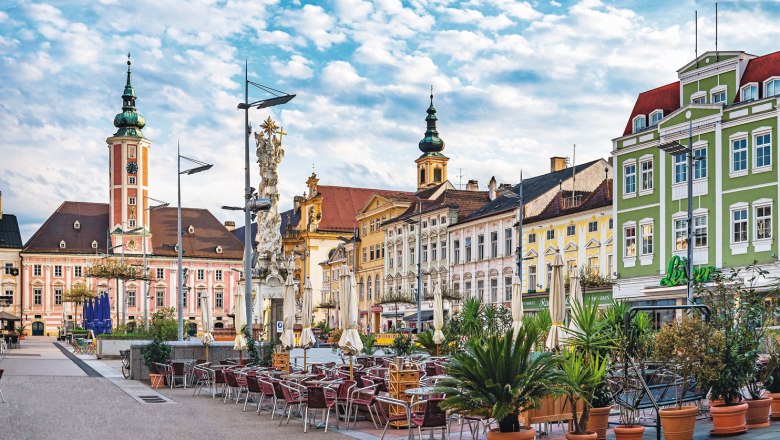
(256, 377, 278, 415)
(410, 398, 449, 440)
(375, 395, 413, 440)
(153, 362, 174, 389)
(170, 361, 189, 388)
(303, 386, 337, 433)
(223, 370, 247, 404)
(278, 381, 307, 426)
(333, 379, 356, 428)
(347, 382, 380, 429)
(191, 365, 215, 397)
(243, 372, 263, 412)
(0, 369, 5, 403)
(270, 380, 288, 420)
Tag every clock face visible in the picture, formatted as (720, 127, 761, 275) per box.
(126, 162, 138, 174)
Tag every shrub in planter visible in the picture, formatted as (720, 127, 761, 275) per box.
(141, 338, 171, 385)
(436, 327, 560, 438)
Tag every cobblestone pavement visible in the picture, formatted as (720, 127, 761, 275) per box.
(1, 337, 778, 439)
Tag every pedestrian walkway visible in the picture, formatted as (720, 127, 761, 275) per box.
(0, 336, 85, 376)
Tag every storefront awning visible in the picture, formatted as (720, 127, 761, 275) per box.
(402, 310, 434, 322)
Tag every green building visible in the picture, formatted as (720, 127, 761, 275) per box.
(612, 50, 780, 310)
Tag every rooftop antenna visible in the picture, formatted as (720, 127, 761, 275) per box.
(715, 2, 719, 63)
(456, 168, 466, 189)
(695, 10, 699, 68)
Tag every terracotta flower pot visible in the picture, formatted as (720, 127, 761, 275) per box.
(770, 393, 780, 420)
(659, 406, 698, 440)
(564, 431, 597, 440)
(745, 398, 771, 429)
(587, 406, 612, 440)
(149, 373, 164, 389)
(614, 425, 645, 440)
(485, 426, 536, 440)
(710, 402, 747, 435)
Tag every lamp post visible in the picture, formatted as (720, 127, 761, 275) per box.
(177, 144, 213, 341)
(237, 61, 296, 335)
(659, 121, 702, 305)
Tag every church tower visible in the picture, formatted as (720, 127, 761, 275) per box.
(415, 90, 448, 190)
(106, 55, 151, 254)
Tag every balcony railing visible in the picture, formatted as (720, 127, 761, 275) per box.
(561, 194, 583, 209)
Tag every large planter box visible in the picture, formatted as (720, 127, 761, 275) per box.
(96, 338, 149, 359)
(128, 341, 271, 380)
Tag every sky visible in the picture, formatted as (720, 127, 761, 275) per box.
(2, 0, 780, 242)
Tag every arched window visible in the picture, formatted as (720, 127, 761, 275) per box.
(366, 277, 372, 301)
(374, 274, 380, 300)
(420, 167, 426, 184)
(433, 167, 442, 182)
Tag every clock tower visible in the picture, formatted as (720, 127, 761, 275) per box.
(106, 54, 151, 254)
(416, 90, 448, 190)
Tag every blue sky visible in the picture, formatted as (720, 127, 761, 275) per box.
(2, 0, 780, 241)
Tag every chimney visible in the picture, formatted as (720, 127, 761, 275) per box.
(465, 179, 479, 191)
(488, 176, 497, 200)
(550, 156, 567, 172)
(224, 220, 236, 231)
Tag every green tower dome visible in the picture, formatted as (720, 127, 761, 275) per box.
(113, 54, 146, 137)
(418, 91, 445, 155)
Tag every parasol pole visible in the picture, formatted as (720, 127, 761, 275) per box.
(349, 354, 354, 380)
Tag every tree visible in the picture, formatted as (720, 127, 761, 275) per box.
(63, 283, 96, 326)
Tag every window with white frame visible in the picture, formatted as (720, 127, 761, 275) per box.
(732, 208, 749, 244)
(640, 222, 653, 256)
(197, 289, 205, 308)
(529, 233, 536, 243)
(504, 276, 512, 301)
(215, 289, 223, 308)
(54, 265, 62, 277)
(477, 234, 485, 260)
(128, 176, 136, 185)
(566, 225, 576, 236)
(624, 225, 636, 258)
(54, 288, 63, 305)
(588, 256, 599, 273)
(674, 218, 687, 251)
(546, 229, 555, 240)
(674, 153, 687, 184)
(528, 266, 537, 291)
(589, 221, 598, 233)
(504, 229, 512, 256)
(129, 197, 136, 205)
(711, 88, 727, 104)
(694, 146, 707, 179)
(156, 290, 165, 307)
(754, 132, 771, 169)
(431, 242, 437, 261)
(74, 266, 82, 277)
(182, 290, 188, 308)
(640, 158, 653, 192)
(632, 115, 646, 133)
(34, 288, 42, 305)
(422, 244, 428, 262)
(607, 254, 614, 276)
(490, 278, 498, 302)
(215, 269, 222, 281)
(454, 239, 460, 263)
(650, 110, 663, 126)
(732, 138, 748, 174)
(755, 204, 772, 241)
(742, 84, 758, 101)
(441, 240, 447, 259)
(465, 237, 472, 262)
(127, 290, 136, 307)
(490, 231, 498, 258)
(197, 269, 204, 280)
(3, 263, 11, 275)
(128, 219, 135, 227)
(624, 162, 636, 195)
(694, 215, 708, 248)
(477, 280, 485, 301)
(156, 268, 164, 279)
(691, 92, 706, 104)
(766, 78, 780, 98)
(34, 264, 41, 276)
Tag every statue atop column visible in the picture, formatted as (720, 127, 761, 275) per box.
(254, 116, 285, 269)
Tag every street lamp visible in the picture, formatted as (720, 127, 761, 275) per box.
(659, 121, 703, 305)
(237, 61, 295, 334)
(178, 145, 213, 341)
(128, 197, 169, 332)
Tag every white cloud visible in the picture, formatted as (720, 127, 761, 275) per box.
(271, 54, 314, 79)
(280, 4, 346, 50)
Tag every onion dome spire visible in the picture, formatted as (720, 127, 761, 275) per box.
(418, 86, 445, 155)
(113, 53, 146, 137)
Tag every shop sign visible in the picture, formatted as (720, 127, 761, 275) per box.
(659, 256, 716, 287)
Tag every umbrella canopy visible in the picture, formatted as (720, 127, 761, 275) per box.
(511, 275, 524, 337)
(432, 286, 445, 345)
(233, 283, 247, 350)
(280, 273, 297, 349)
(299, 277, 316, 349)
(201, 290, 214, 345)
(545, 252, 565, 351)
(338, 265, 363, 355)
(567, 267, 583, 337)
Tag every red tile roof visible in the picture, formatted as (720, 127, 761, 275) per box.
(23, 201, 243, 259)
(386, 189, 490, 225)
(736, 50, 780, 102)
(622, 82, 680, 136)
(316, 186, 410, 233)
(525, 179, 612, 224)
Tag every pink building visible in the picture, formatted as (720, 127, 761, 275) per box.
(19, 58, 243, 336)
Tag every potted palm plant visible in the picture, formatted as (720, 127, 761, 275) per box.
(559, 350, 608, 440)
(437, 325, 561, 439)
(653, 315, 721, 440)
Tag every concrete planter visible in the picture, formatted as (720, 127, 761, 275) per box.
(96, 338, 149, 359)
(128, 341, 271, 380)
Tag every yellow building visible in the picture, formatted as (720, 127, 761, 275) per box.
(355, 191, 415, 332)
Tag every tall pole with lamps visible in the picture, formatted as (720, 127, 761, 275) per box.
(237, 61, 295, 334)
(177, 145, 213, 340)
(416, 199, 423, 332)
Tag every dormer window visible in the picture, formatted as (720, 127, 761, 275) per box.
(59, 240, 66, 249)
(649, 110, 663, 126)
(188, 225, 195, 234)
(216, 245, 223, 254)
(73, 220, 81, 230)
(741, 83, 758, 101)
(765, 78, 780, 98)
(691, 91, 706, 104)
(91, 240, 98, 249)
(711, 86, 727, 105)
(632, 115, 646, 133)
